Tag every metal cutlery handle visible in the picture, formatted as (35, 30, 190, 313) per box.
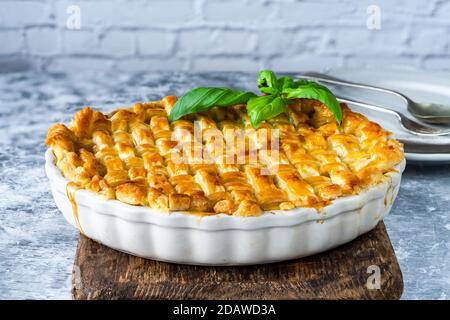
(336, 97, 450, 136)
(301, 72, 411, 105)
(297, 71, 450, 123)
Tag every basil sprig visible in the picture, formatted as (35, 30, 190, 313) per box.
(284, 81, 342, 125)
(247, 95, 286, 128)
(168, 87, 256, 122)
(168, 70, 342, 128)
(248, 70, 342, 128)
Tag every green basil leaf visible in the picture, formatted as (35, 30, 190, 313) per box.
(259, 87, 279, 95)
(283, 82, 342, 124)
(293, 79, 309, 87)
(247, 95, 287, 128)
(257, 70, 279, 92)
(169, 87, 256, 122)
(277, 76, 295, 91)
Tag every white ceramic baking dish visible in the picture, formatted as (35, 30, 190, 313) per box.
(45, 149, 405, 265)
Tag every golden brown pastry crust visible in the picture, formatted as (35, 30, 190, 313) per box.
(45, 97, 404, 216)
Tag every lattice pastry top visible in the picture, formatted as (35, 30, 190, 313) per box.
(45, 96, 404, 216)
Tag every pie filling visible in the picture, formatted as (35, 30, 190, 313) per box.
(46, 96, 404, 217)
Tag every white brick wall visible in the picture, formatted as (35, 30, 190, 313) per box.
(0, 30, 23, 54)
(26, 28, 61, 56)
(0, 1, 50, 27)
(0, 0, 448, 73)
(100, 30, 135, 57)
(137, 31, 174, 56)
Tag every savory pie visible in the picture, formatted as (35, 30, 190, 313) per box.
(45, 96, 404, 217)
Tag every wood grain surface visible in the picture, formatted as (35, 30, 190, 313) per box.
(72, 221, 403, 300)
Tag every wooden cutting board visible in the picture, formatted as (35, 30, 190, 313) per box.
(72, 221, 403, 300)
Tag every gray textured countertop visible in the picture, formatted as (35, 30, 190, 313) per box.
(0, 72, 449, 300)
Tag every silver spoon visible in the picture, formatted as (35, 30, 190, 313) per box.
(336, 96, 450, 136)
(300, 72, 450, 124)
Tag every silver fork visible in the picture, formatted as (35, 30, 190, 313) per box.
(301, 72, 450, 124)
(336, 96, 450, 136)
